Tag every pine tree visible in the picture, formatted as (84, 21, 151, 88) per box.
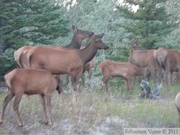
(0, 0, 70, 76)
(117, 0, 176, 49)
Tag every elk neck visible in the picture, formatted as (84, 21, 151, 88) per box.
(64, 35, 82, 49)
(79, 41, 97, 65)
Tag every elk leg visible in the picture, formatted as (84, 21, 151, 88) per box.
(81, 72, 85, 87)
(0, 91, 15, 125)
(45, 95, 52, 126)
(124, 80, 129, 95)
(70, 75, 77, 102)
(176, 106, 180, 127)
(125, 79, 133, 95)
(13, 94, 23, 127)
(65, 75, 70, 86)
(40, 95, 48, 125)
(88, 69, 92, 88)
(103, 76, 110, 93)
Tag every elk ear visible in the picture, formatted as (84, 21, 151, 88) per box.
(93, 33, 104, 41)
(98, 33, 104, 39)
(132, 41, 138, 47)
(72, 25, 77, 32)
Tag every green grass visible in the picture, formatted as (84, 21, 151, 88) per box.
(0, 81, 179, 135)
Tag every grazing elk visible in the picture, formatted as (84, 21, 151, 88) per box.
(98, 60, 150, 95)
(175, 92, 180, 127)
(154, 47, 180, 84)
(0, 69, 61, 127)
(15, 25, 94, 68)
(129, 42, 157, 82)
(27, 33, 109, 100)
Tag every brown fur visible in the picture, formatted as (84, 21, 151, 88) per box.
(16, 25, 94, 68)
(80, 45, 96, 87)
(14, 46, 33, 67)
(154, 47, 169, 83)
(98, 60, 150, 94)
(58, 45, 97, 87)
(0, 69, 61, 127)
(154, 47, 180, 84)
(175, 92, 180, 127)
(27, 34, 108, 100)
(129, 42, 157, 82)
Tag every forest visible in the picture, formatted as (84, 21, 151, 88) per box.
(0, 0, 180, 134)
(0, 0, 179, 78)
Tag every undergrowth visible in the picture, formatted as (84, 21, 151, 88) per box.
(0, 81, 179, 135)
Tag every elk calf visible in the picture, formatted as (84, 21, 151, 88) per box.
(175, 92, 180, 127)
(98, 60, 150, 94)
(0, 69, 61, 127)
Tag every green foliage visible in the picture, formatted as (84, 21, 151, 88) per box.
(0, 0, 70, 76)
(64, 0, 129, 66)
(117, 0, 177, 49)
(0, 0, 179, 77)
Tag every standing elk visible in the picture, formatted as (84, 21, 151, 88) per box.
(175, 92, 180, 127)
(27, 33, 109, 101)
(82, 55, 96, 87)
(65, 45, 96, 87)
(15, 25, 94, 68)
(98, 60, 150, 95)
(14, 46, 33, 67)
(0, 69, 61, 127)
(129, 42, 157, 83)
(154, 47, 180, 84)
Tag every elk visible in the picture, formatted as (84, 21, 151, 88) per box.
(153, 47, 169, 83)
(65, 45, 96, 87)
(27, 33, 109, 100)
(82, 55, 96, 87)
(98, 60, 150, 95)
(0, 69, 62, 127)
(175, 92, 180, 127)
(128, 42, 157, 82)
(154, 47, 180, 84)
(15, 25, 94, 68)
(14, 46, 33, 67)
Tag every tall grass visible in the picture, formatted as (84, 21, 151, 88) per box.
(0, 82, 179, 135)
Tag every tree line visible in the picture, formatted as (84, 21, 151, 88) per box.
(0, 0, 179, 79)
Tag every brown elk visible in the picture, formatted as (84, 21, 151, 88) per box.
(129, 42, 157, 82)
(154, 47, 180, 84)
(15, 25, 94, 68)
(27, 33, 109, 100)
(82, 55, 96, 87)
(98, 60, 150, 95)
(14, 46, 33, 67)
(66, 45, 96, 87)
(0, 69, 61, 127)
(175, 92, 180, 127)
(154, 47, 168, 82)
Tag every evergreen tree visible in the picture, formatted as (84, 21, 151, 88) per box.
(0, 0, 70, 76)
(117, 0, 176, 49)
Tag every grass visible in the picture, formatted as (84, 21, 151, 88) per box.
(0, 80, 179, 135)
